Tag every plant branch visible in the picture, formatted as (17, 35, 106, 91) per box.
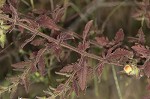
(0, 14, 123, 67)
(0, 14, 102, 61)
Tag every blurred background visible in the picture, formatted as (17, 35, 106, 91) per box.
(0, 0, 150, 99)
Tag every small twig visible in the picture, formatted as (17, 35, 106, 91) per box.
(100, 0, 126, 34)
(69, 1, 137, 31)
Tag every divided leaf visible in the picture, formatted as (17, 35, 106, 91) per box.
(106, 48, 133, 61)
(96, 62, 105, 77)
(132, 44, 150, 58)
(114, 28, 124, 43)
(60, 64, 74, 73)
(72, 78, 79, 96)
(36, 15, 60, 31)
(12, 61, 31, 69)
(35, 48, 47, 65)
(137, 28, 145, 44)
(95, 28, 124, 48)
(21, 77, 30, 93)
(128, 28, 145, 44)
(30, 38, 45, 46)
(38, 55, 45, 76)
(77, 61, 87, 91)
(95, 36, 109, 47)
(83, 20, 93, 41)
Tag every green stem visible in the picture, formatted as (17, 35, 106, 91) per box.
(112, 65, 123, 99)
(94, 71, 99, 97)
(30, 0, 34, 9)
(101, 0, 126, 34)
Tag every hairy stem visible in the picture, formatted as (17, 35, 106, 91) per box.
(0, 14, 123, 67)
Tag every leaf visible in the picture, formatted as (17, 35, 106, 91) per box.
(72, 78, 79, 96)
(57, 33, 74, 41)
(132, 44, 150, 58)
(95, 36, 109, 47)
(21, 34, 36, 48)
(11, 61, 31, 69)
(60, 64, 74, 73)
(30, 38, 45, 46)
(114, 28, 124, 43)
(137, 28, 145, 44)
(54, 84, 64, 93)
(38, 55, 45, 76)
(83, 20, 93, 41)
(77, 61, 87, 91)
(48, 43, 62, 61)
(35, 48, 47, 65)
(21, 77, 30, 93)
(96, 62, 104, 77)
(36, 15, 60, 31)
(128, 28, 146, 44)
(106, 48, 133, 61)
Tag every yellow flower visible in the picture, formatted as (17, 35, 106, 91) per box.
(124, 64, 132, 74)
(124, 64, 140, 77)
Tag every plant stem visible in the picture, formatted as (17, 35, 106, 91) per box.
(49, 0, 54, 11)
(100, 0, 126, 34)
(30, 0, 34, 9)
(112, 65, 123, 99)
(94, 71, 99, 97)
(0, 14, 123, 67)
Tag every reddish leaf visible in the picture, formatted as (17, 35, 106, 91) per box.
(35, 48, 47, 65)
(50, 43, 62, 61)
(77, 61, 87, 91)
(36, 15, 60, 31)
(60, 64, 74, 73)
(30, 38, 45, 46)
(132, 44, 150, 58)
(21, 34, 36, 48)
(128, 28, 146, 44)
(30, 63, 37, 73)
(38, 55, 45, 76)
(95, 36, 109, 47)
(106, 48, 133, 61)
(114, 28, 124, 43)
(21, 77, 30, 93)
(72, 78, 79, 96)
(96, 62, 104, 77)
(137, 28, 145, 44)
(12, 61, 31, 69)
(54, 84, 64, 93)
(57, 33, 74, 41)
(83, 20, 93, 41)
